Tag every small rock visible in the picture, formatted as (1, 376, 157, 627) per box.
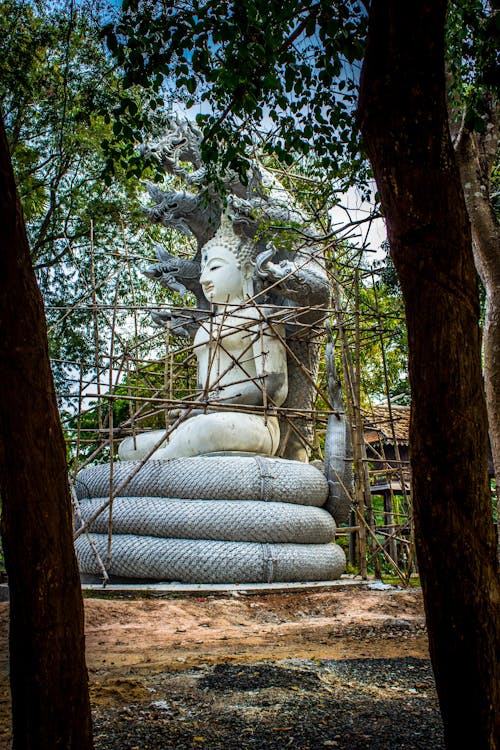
(368, 581, 395, 590)
(150, 700, 170, 710)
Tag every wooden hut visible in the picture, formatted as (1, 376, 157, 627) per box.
(364, 404, 411, 494)
(363, 404, 412, 566)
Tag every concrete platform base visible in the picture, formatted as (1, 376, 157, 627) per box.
(0, 577, 386, 601)
(80, 575, 369, 597)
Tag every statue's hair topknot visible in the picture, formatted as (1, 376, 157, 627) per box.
(201, 215, 259, 272)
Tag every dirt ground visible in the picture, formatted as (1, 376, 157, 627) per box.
(0, 584, 435, 749)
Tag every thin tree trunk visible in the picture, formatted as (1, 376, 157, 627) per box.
(454, 117, 500, 525)
(358, 2, 500, 748)
(0, 114, 94, 748)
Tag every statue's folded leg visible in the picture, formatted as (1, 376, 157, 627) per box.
(118, 429, 171, 461)
(118, 413, 280, 461)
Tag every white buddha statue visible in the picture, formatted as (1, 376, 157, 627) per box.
(118, 222, 288, 461)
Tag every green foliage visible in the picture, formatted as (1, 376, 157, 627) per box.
(446, 0, 499, 130)
(101, 0, 498, 209)
(327, 245, 409, 407)
(358, 277, 409, 406)
(103, 0, 370, 193)
(0, 0, 164, 250)
(0, 0, 174, 401)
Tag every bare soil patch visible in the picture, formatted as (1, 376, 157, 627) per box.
(0, 585, 444, 749)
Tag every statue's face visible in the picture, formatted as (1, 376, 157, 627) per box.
(200, 245, 246, 304)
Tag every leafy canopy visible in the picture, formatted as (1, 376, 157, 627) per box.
(0, 0, 174, 398)
(103, 0, 368, 187)
(446, 0, 499, 133)
(103, 1, 498, 191)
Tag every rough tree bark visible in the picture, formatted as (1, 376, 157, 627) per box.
(0, 114, 94, 748)
(358, 2, 500, 749)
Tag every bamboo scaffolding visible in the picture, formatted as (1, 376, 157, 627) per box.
(53, 212, 415, 583)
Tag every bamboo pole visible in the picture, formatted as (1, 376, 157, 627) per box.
(89, 219, 102, 434)
(353, 269, 368, 578)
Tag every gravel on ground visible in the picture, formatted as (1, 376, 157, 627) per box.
(1, 585, 444, 749)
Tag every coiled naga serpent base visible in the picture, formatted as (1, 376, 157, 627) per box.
(75, 456, 346, 583)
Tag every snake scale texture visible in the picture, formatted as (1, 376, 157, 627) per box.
(75, 455, 346, 582)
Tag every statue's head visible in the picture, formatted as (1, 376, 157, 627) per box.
(200, 218, 258, 305)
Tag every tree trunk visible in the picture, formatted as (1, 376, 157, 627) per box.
(454, 113, 500, 518)
(0, 115, 94, 748)
(358, 3, 500, 749)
